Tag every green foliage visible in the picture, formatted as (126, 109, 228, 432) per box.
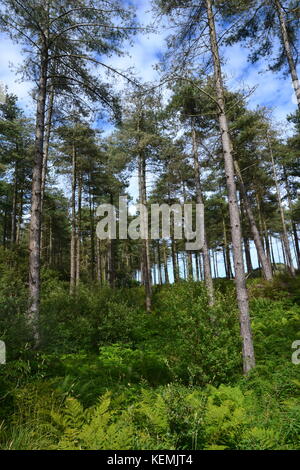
(0, 277, 300, 450)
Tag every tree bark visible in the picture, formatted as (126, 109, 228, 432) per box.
(283, 166, 300, 270)
(274, 0, 300, 110)
(192, 121, 215, 305)
(206, 0, 255, 374)
(41, 84, 54, 212)
(107, 194, 115, 288)
(157, 242, 163, 285)
(223, 218, 233, 279)
(70, 141, 77, 295)
(244, 237, 253, 274)
(138, 143, 152, 311)
(267, 132, 295, 276)
(76, 173, 82, 287)
(11, 159, 18, 246)
(163, 241, 169, 284)
(28, 44, 48, 345)
(16, 187, 24, 245)
(234, 160, 273, 280)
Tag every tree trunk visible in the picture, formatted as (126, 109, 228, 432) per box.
(206, 0, 255, 373)
(274, 0, 300, 110)
(292, 222, 300, 270)
(28, 45, 48, 345)
(3, 197, 8, 247)
(11, 159, 18, 246)
(267, 133, 295, 276)
(41, 84, 54, 212)
(283, 167, 300, 270)
(199, 253, 204, 281)
(244, 237, 253, 274)
(269, 235, 276, 266)
(187, 251, 193, 280)
(49, 216, 53, 266)
(16, 187, 24, 245)
(263, 219, 272, 266)
(76, 173, 82, 287)
(138, 147, 152, 311)
(234, 160, 273, 280)
(192, 121, 215, 305)
(96, 239, 102, 284)
(163, 241, 169, 284)
(223, 218, 233, 279)
(157, 242, 163, 285)
(195, 252, 200, 281)
(89, 181, 96, 283)
(70, 142, 77, 295)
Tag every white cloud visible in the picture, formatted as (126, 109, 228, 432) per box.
(0, 35, 34, 113)
(222, 41, 299, 128)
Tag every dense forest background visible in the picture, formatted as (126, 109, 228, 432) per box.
(0, 0, 299, 450)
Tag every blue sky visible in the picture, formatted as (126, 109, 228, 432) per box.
(0, 0, 298, 128)
(1, 0, 297, 204)
(0, 0, 298, 276)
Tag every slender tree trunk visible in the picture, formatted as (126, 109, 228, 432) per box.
(138, 145, 152, 310)
(192, 121, 215, 305)
(195, 252, 200, 281)
(41, 84, 54, 212)
(157, 242, 163, 285)
(255, 194, 265, 250)
(107, 194, 115, 288)
(222, 247, 228, 278)
(163, 241, 169, 284)
(292, 222, 300, 270)
(206, 0, 255, 373)
(263, 219, 272, 266)
(96, 239, 102, 284)
(76, 174, 82, 287)
(283, 167, 300, 270)
(199, 253, 204, 281)
(89, 182, 96, 283)
(16, 187, 24, 245)
(267, 133, 295, 276)
(3, 197, 8, 247)
(11, 160, 18, 246)
(187, 251, 193, 280)
(28, 45, 48, 345)
(234, 160, 273, 280)
(182, 253, 186, 280)
(269, 235, 276, 266)
(153, 256, 157, 285)
(70, 142, 77, 295)
(211, 250, 216, 279)
(244, 237, 253, 274)
(276, 236, 282, 264)
(274, 0, 300, 110)
(49, 216, 53, 266)
(176, 250, 180, 275)
(171, 235, 179, 282)
(223, 218, 232, 279)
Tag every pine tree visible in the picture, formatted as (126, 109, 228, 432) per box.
(156, 0, 256, 373)
(0, 0, 138, 343)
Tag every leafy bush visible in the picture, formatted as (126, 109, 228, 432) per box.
(1, 276, 300, 450)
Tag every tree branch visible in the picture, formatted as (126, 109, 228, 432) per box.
(48, 53, 141, 88)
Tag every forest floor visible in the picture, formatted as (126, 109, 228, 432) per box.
(0, 274, 300, 450)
